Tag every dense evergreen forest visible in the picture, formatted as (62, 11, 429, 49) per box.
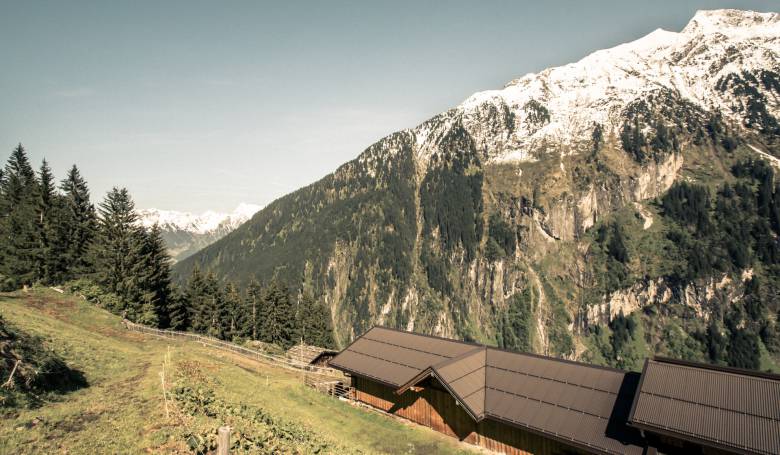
(0, 144, 333, 349)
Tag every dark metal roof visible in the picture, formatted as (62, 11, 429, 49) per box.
(330, 326, 645, 455)
(629, 357, 780, 455)
(328, 326, 478, 387)
(484, 348, 644, 455)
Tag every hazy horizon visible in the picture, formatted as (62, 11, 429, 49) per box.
(1, 0, 775, 212)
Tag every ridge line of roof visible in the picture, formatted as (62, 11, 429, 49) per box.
(373, 325, 628, 374)
(485, 345, 628, 374)
(430, 344, 484, 370)
(435, 362, 485, 386)
(363, 331, 463, 359)
(372, 325, 483, 348)
(652, 356, 780, 381)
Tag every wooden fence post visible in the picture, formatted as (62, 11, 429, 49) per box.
(217, 426, 231, 455)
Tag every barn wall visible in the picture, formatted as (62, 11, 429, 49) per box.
(352, 376, 585, 455)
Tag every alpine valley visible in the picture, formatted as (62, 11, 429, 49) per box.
(175, 10, 780, 371)
(137, 203, 261, 262)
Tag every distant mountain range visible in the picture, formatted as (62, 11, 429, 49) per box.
(174, 9, 780, 372)
(137, 203, 261, 262)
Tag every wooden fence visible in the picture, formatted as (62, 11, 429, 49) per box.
(123, 320, 353, 399)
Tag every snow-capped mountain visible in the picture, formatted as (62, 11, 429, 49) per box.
(138, 203, 261, 262)
(176, 8, 780, 351)
(410, 9, 779, 163)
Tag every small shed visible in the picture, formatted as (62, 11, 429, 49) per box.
(286, 344, 339, 367)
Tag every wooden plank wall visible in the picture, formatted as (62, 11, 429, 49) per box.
(352, 376, 585, 455)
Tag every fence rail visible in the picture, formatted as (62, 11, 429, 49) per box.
(124, 321, 343, 377)
(123, 320, 354, 400)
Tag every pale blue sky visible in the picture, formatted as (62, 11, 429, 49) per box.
(0, 1, 775, 212)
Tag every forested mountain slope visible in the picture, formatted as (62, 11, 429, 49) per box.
(175, 9, 780, 371)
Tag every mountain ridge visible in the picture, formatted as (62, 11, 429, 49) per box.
(139, 203, 261, 262)
(174, 9, 780, 372)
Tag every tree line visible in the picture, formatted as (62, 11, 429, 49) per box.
(0, 144, 333, 349)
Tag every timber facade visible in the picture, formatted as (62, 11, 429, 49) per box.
(353, 375, 582, 455)
(329, 327, 780, 455)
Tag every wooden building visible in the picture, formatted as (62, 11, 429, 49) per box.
(286, 344, 339, 367)
(329, 327, 780, 455)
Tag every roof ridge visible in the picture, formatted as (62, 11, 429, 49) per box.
(653, 356, 780, 381)
(363, 333, 455, 359)
(485, 345, 627, 374)
(430, 344, 484, 370)
(372, 325, 482, 348)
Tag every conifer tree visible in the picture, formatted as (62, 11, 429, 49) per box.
(296, 292, 334, 348)
(0, 144, 39, 288)
(92, 187, 140, 313)
(59, 165, 97, 279)
(202, 272, 226, 339)
(167, 286, 189, 331)
(130, 224, 174, 327)
(223, 282, 244, 340)
(33, 160, 59, 283)
(187, 267, 208, 333)
(246, 279, 263, 340)
(260, 280, 296, 348)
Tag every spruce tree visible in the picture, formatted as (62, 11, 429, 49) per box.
(34, 160, 58, 283)
(260, 280, 296, 348)
(187, 267, 208, 333)
(167, 287, 190, 331)
(223, 282, 244, 340)
(296, 292, 334, 348)
(246, 279, 263, 340)
(202, 272, 226, 339)
(0, 144, 39, 288)
(92, 187, 140, 314)
(130, 224, 174, 327)
(59, 165, 97, 279)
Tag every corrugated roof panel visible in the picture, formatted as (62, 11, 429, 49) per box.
(630, 359, 780, 455)
(365, 327, 476, 358)
(558, 409, 582, 440)
(350, 338, 443, 369)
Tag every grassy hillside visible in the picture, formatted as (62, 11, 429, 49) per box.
(0, 288, 476, 454)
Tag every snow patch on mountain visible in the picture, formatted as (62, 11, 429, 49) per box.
(137, 203, 261, 262)
(138, 203, 261, 235)
(413, 9, 779, 164)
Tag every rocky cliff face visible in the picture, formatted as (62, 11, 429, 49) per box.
(175, 10, 780, 367)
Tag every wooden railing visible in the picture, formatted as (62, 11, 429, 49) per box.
(303, 373, 354, 400)
(123, 320, 343, 377)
